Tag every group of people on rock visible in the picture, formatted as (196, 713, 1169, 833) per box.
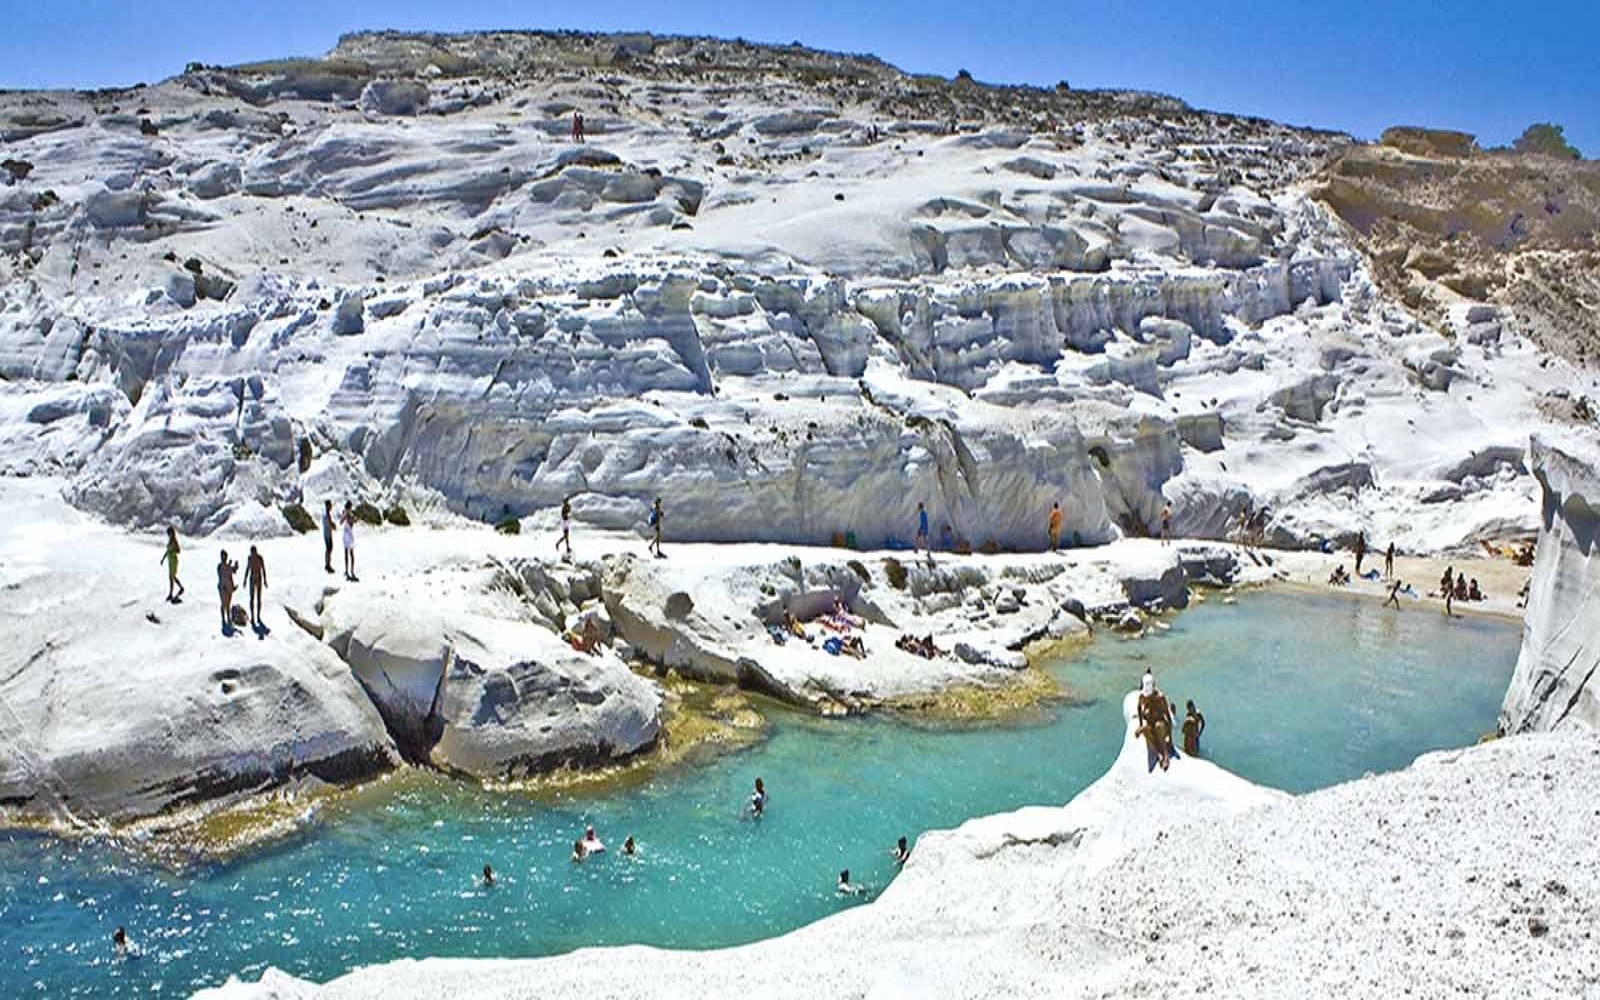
(160, 499, 364, 636)
(1135, 670, 1206, 774)
(769, 599, 870, 658)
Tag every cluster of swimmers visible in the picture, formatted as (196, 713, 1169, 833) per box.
(474, 776, 909, 901)
(1135, 670, 1206, 773)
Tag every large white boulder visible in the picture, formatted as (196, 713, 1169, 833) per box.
(320, 587, 662, 775)
(431, 618, 661, 779)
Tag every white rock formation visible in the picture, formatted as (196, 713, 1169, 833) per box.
(0, 31, 1586, 557)
(0, 484, 399, 826)
(1500, 436, 1600, 733)
(190, 695, 1600, 1000)
(320, 583, 662, 776)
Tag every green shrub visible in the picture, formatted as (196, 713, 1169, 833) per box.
(282, 503, 316, 534)
(353, 502, 383, 526)
(495, 516, 521, 535)
(883, 557, 907, 591)
(384, 505, 410, 527)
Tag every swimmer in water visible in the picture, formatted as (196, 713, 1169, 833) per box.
(623, 835, 636, 856)
(113, 926, 128, 955)
(749, 777, 767, 818)
(582, 825, 606, 854)
(571, 839, 586, 863)
(893, 836, 910, 865)
(481, 863, 495, 886)
(837, 869, 865, 896)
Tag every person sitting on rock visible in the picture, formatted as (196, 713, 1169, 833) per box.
(842, 635, 866, 659)
(829, 597, 862, 631)
(579, 616, 602, 654)
(1454, 576, 1469, 601)
(1468, 578, 1484, 601)
(1136, 672, 1178, 772)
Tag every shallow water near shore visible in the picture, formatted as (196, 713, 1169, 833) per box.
(0, 589, 1519, 998)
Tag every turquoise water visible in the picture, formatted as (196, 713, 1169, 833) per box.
(0, 590, 1518, 997)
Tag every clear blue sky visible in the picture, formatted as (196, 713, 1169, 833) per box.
(2, 0, 1595, 154)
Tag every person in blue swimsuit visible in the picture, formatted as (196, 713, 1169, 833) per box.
(915, 502, 930, 553)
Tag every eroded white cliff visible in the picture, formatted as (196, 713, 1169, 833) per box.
(1500, 436, 1600, 733)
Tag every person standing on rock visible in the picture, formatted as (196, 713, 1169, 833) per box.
(1181, 699, 1206, 757)
(571, 112, 585, 143)
(647, 497, 664, 558)
(1354, 532, 1367, 576)
(161, 526, 185, 604)
(216, 550, 239, 633)
(1159, 504, 1173, 546)
(556, 498, 573, 557)
(1384, 541, 1396, 580)
(1440, 566, 1455, 617)
(245, 545, 268, 631)
(1048, 502, 1063, 552)
(322, 500, 336, 575)
(915, 502, 930, 553)
(341, 501, 358, 581)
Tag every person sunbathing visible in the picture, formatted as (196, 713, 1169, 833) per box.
(842, 635, 866, 659)
(784, 611, 810, 641)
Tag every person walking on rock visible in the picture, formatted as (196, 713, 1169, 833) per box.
(216, 550, 239, 633)
(1384, 578, 1404, 609)
(341, 501, 358, 581)
(647, 497, 664, 558)
(915, 502, 930, 554)
(162, 526, 185, 604)
(556, 498, 573, 557)
(1048, 502, 1063, 553)
(245, 545, 268, 630)
(322, 500, 336, 575)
